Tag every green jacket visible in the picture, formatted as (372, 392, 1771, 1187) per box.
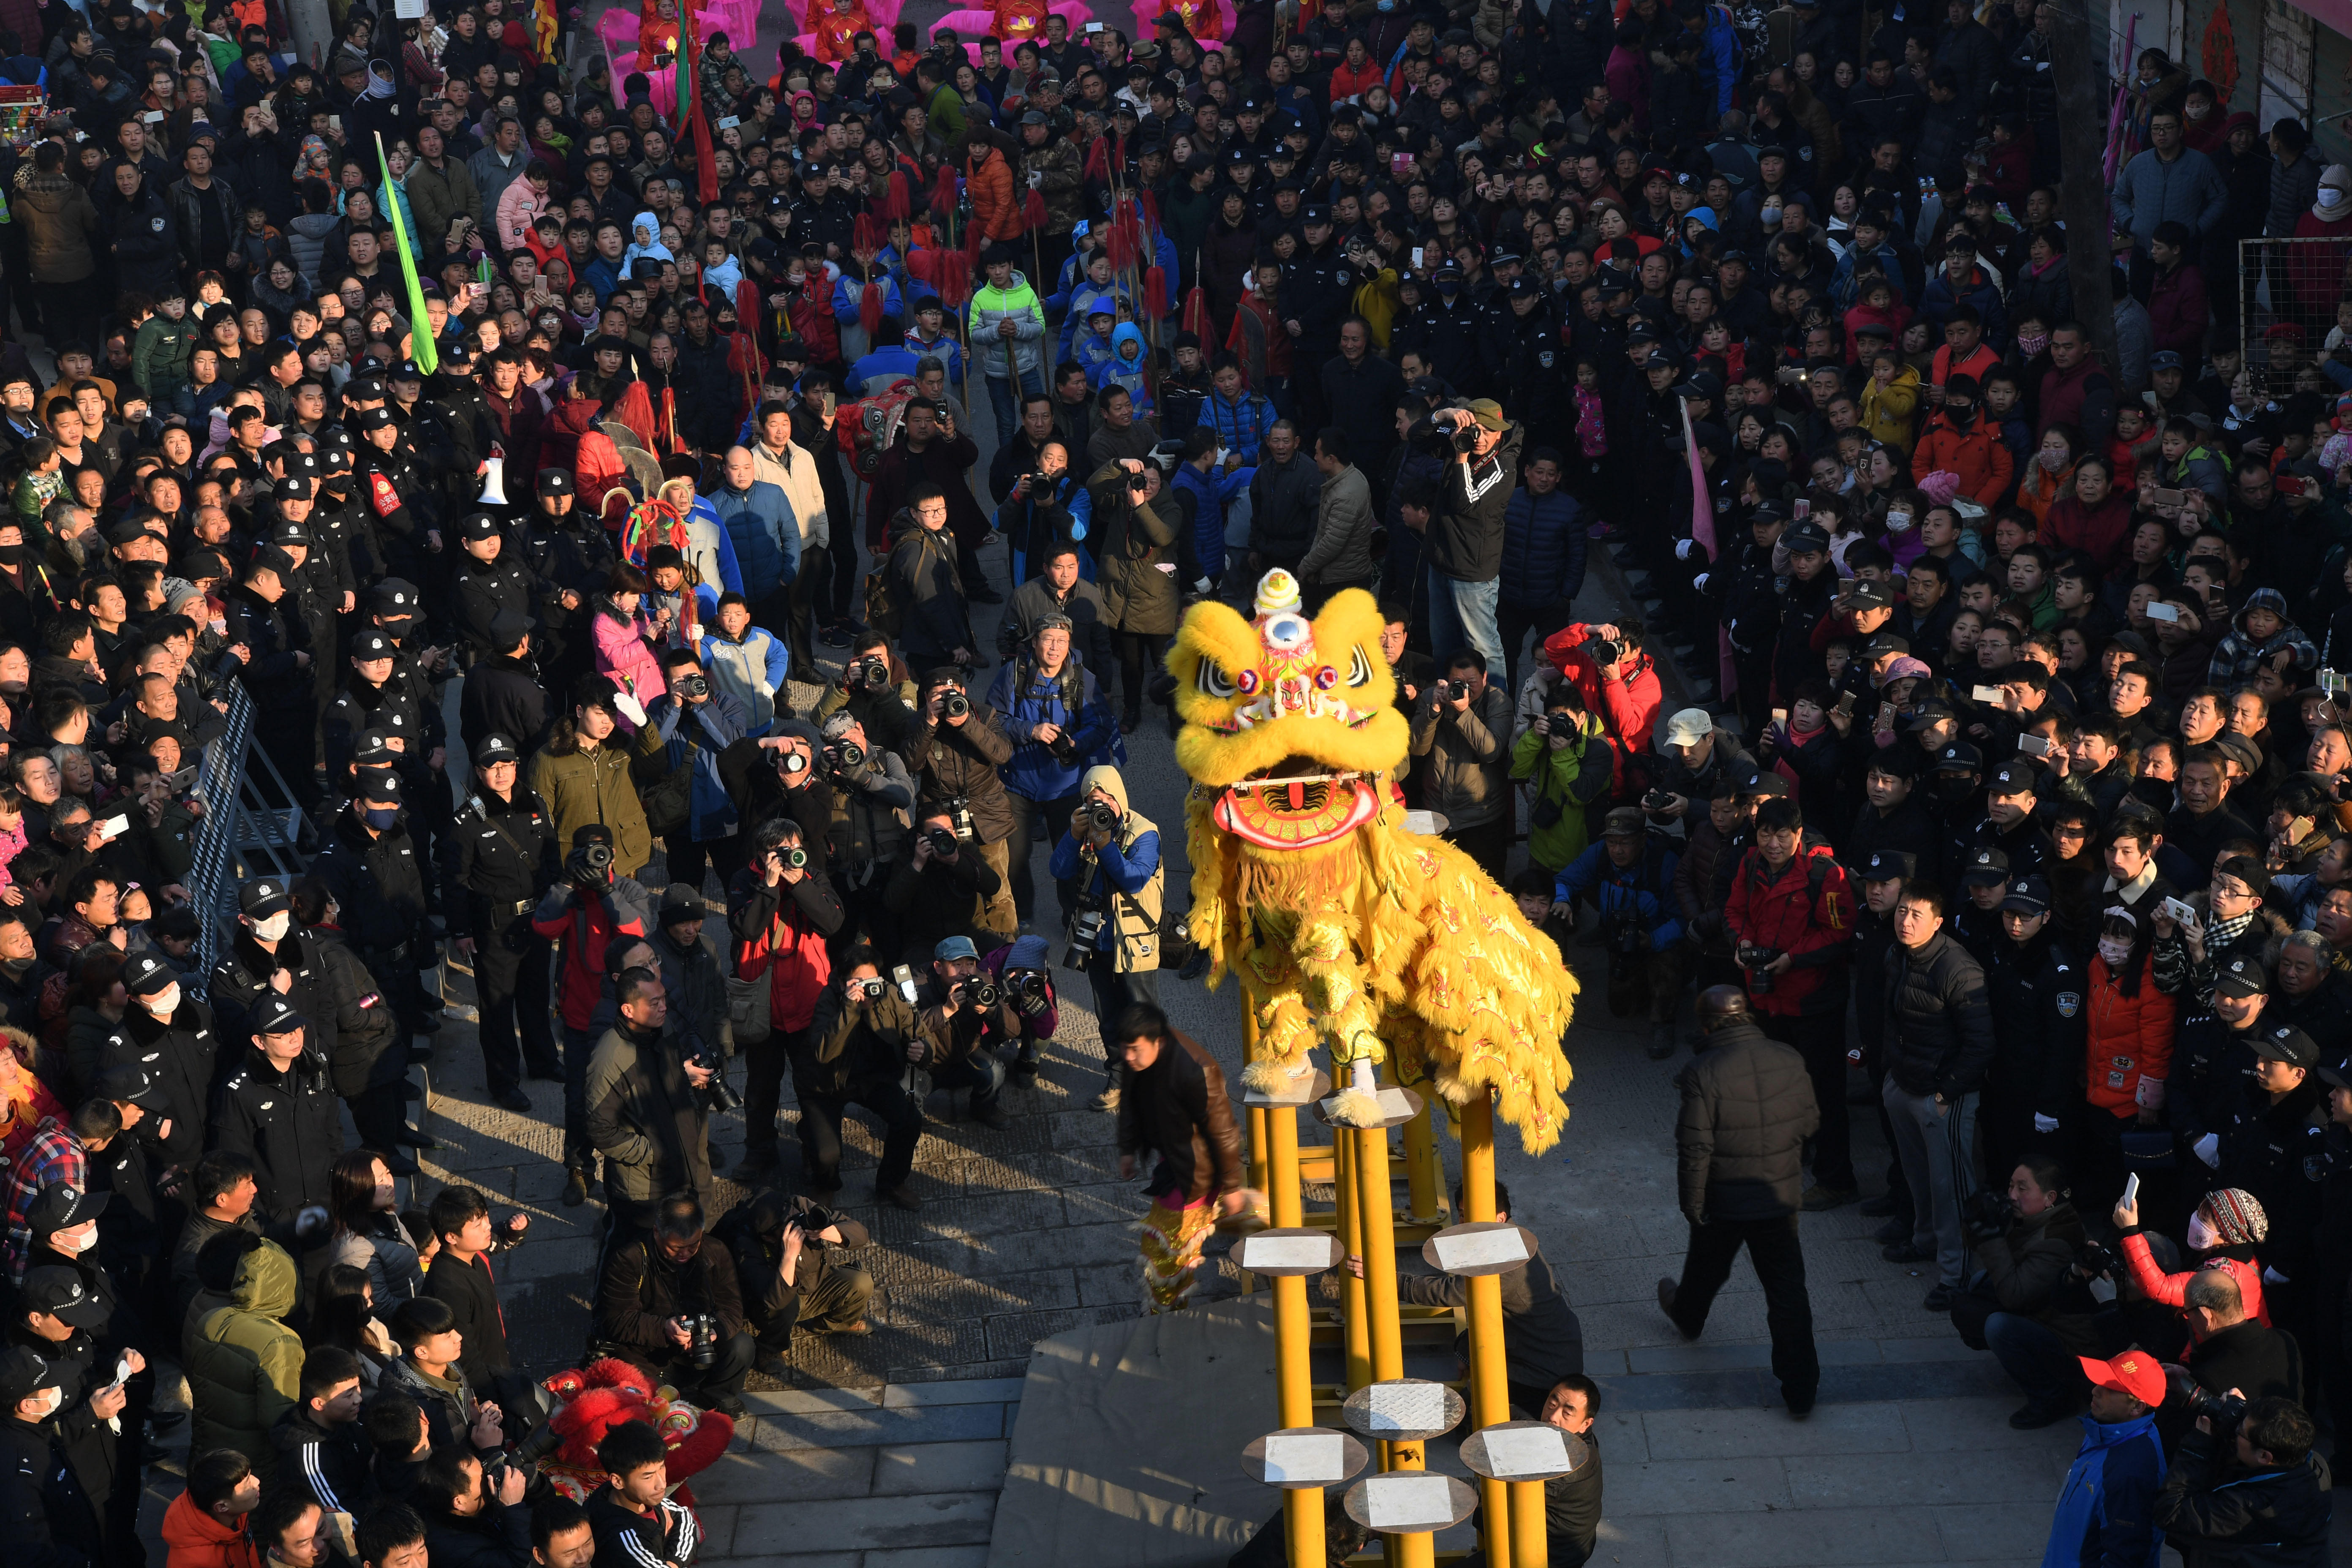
(925, 81, 968, 147)
(129, 315, 195, 396)
(965, 272, 1046, 382)
(1511, 722, 1599, 872)
(184, 1241, 302, 1482)
(528, 733, 653, 881)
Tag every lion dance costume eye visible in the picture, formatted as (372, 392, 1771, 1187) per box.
(1166, 571, 1578, 1146)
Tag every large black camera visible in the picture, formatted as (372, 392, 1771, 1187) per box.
(2077, 1240, 2118, 1278)
(1447, 421, 1478, 454)
(1045, 729, 1079, 764)
(822, 739, 867, 778)
(690, 1042, 741, 1113)
(675, 672, 710, 700)
(565, 841, 615, 885)
(1737, 942, 1779, 994)
(1082, 799, 1122, 835)
(1435, 680, 1469, 703)
(953, 976, 1002, 1010)
(925, 826, 961, 858)
(851, 657, 893, 693)
(2170, 1368, 2246, 1430)
(1585, 637, 1624, 668)
(686, 1312, 719, 1371)
(941, 690, 972, 721)
(1961, 1189, 2017, 1239)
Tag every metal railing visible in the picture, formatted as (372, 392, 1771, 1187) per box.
(186, 684, 316, 997)
(2236, 235, 2352, 399)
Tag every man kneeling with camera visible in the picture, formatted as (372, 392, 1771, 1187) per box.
(916, 935, 1022, 1130)
(592, 1195, 757, 1418)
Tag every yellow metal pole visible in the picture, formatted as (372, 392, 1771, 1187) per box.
(1459, 1094, 1513, 1568)
(1402, 1097, 1440, 1224)
(1356, 1118, 1433, 1568)
(1266, 1104, 1323, 1568)
(1250, 1104, 1271, 1197)
(1334, 1125, 1371, 1393)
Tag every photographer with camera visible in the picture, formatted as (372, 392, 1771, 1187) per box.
(713, 1188, 874, 1374)
(528, 677, 653, 884)
(885, 806, 1010, 966)
(2160, 1268, 2303, 1457)
(583, 968, 718, 1234)
(592, 1195, 755, 1418)
(531, 825, 654, 1209)
(999, 543, 1112, 675)
(636, 648, 760, 897)
(1086, 454, 1183, 735)
(1050, 765, 1164, 1113)
(813, 710, 916, 962)
(914, 936, 1018, 1131)
(1406, 400, 1521, 670)
(2155, 1395, 2331, 1566)
(981, 934, 1062, 1079)
(904, 667, 1020, 943)
(791, 947, 928, 1209)
(1408, 649, 1515, 880)
(2037, 1351, 2167, 1568)
(727, 820, 846, 1182)
(1948, 1156, 2107, 1429)
(1549, 807, 1687, 1059)
(814, 633, 924, 762)
(987, 612, 1116, 925)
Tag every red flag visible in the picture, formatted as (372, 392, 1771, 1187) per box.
(1679, 397, 1736, 696)
(681, 8, 717, 204)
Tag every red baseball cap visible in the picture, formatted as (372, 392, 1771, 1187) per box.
(2079, 1351, 2167, 1407)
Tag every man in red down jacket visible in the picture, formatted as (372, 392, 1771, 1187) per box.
(1542, 621, 1662, 798)
(1723, 796, 1859, 1211)
(727, 816, 844, 1180)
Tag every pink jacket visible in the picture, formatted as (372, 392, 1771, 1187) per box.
(591, 605, 666, 713)
(493, 177, 550, 254)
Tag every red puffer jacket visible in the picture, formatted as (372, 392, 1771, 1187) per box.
(2083, 951, 2175, 1120)
(1722, 840, 1854, 1018)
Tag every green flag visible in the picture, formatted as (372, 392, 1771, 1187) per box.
(375, 132, 438, 376)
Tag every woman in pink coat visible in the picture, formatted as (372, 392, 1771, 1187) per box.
(591, 561, 667, 721)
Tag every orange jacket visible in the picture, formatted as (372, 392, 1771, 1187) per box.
(2082, 952, 2174, 1120)
(967, 146, 1020, 244)
(163, 1492, 261, 1568)
(1910, 411, 2015, 508)
(812, 5, 871, 63)
(995, 0, 1049, 37)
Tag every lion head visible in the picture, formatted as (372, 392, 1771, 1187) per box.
(1168, 572, 1408, 852)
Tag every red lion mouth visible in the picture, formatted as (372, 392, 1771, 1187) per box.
(1210, 755, 1383, 849)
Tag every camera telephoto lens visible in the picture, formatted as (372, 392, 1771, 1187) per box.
(857, 659, 893, 691)
(1085, 800, 1121, 833)
(836, 740, 866, 768)
(942, 691, 972, 720)
(927, 827, 960, 857)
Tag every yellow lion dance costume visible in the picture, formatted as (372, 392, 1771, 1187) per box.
(1170, 571, 1579, 1151)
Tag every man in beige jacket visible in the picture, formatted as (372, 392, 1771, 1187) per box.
(752, 401, 831, 674)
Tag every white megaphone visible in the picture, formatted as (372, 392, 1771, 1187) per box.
(478, 454, 507, 506)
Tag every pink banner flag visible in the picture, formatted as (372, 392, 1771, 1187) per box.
(1681, 400, 1737, 697)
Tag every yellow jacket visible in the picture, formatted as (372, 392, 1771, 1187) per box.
(1859, 362, 1922, 455)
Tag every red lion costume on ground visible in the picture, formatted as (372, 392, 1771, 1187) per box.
(532, 1358, 737, 1508)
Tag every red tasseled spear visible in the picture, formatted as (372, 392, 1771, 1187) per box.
(854, 213, 885, 254)
(931, 164, 960, 233)
(1143, 258, 1168, 319)
(860, 275, 885, 338)
(1021, 185, 1046, 236)
(879, 171, 911, 222)
(1181, 248, 1210, 340)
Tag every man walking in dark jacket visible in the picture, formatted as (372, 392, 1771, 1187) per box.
(1881, 879, 1998, 1311)
(1113, 1004, 1247, 1313)
(1657, 985, 1821, 1416)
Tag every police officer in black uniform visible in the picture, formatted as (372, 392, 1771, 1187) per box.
(305, 769, 438, 1040)
(323, 628, 441, 792)
(450, 511, 539, 663)
(21, 1179, 151, 1562)
(1980, 874, 2086, 1189)
(212, 994, 344, 1221)
(99, 953, 212, 1180)
(522, 469, 613, 699)
(307, 433, 372, 594)
(219, 544, 320, 814)
(457, 611, 547, 759)
(0, 1343, 105, 1568)
(444, 732, 561, 1113)
(1704, 500, 1791, 743)
(208, 877, 341, 1083)
(355, 405, 437, 588)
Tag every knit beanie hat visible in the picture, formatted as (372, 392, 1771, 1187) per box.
(2199, 1187, 2269, 1247)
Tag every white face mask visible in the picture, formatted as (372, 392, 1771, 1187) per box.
(143, 985, 180, 1017)
(2097, 936, 2134, 969)
(2321, 187, 2348, 211)
(1885, 509, 1913, 531)
(56, 1225, 95, 1254)
(2187, 1212, 2217, 1250)
(24, 1388, 60, 1419)
(253, 912, 291, 943)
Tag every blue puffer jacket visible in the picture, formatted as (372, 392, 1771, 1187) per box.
(985, 654, 1117, 802)
(1196, 388, 1278, 464)
(708, 479, 800, 603)
(1552, 834, 1681, 946)
(1496, 485, 1587, 611)
(2041, 1412, 2165, 1568)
